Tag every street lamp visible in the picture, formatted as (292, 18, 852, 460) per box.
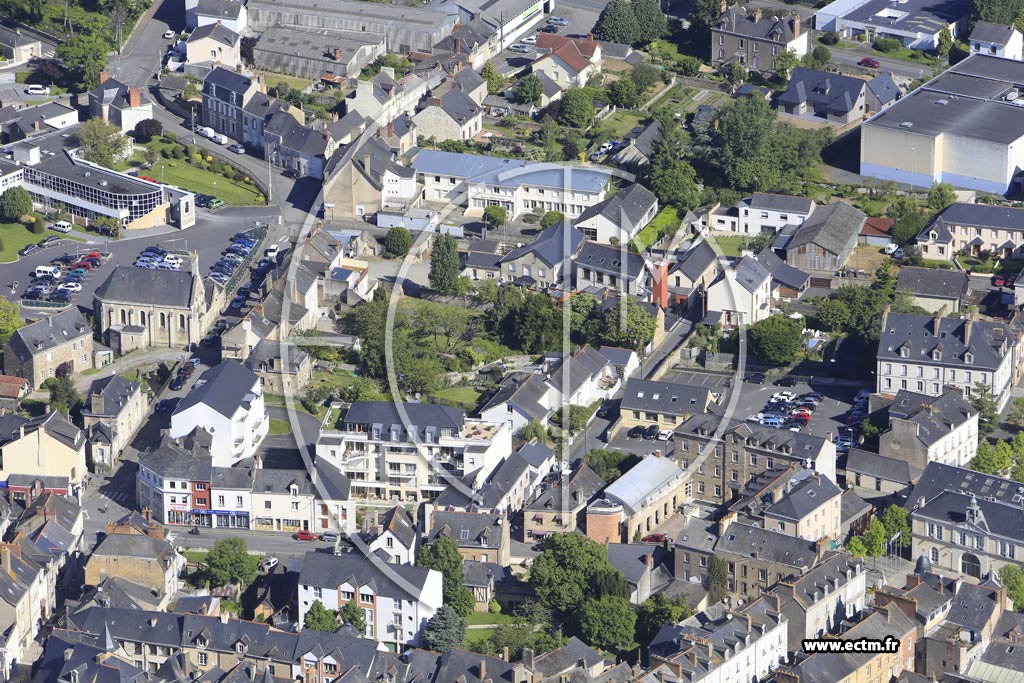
(191, 102, 196, 145)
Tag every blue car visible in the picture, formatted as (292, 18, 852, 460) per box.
(156, 399, 171, 412)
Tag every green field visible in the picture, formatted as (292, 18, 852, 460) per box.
(431, 386, 482, 405)
(0, 220, 84, 263)
(258, 71, 313, 93)
(268, 418, 292, 435)
(465, 611, 514, 626)
(632, 207, 681, 251)
(707, 234, 757, 257)
(599, 110, 647, 138)
(145, 158, 264, 206)
(464, 627, 497, 647)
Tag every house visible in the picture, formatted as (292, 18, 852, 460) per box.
(0, 412, 87, 501)
(574, 241, 650, 296)
(777, 67, 868, 124)
(377, 114, 418, 155)
(735, 193, 816, 235)
(240, 90, 304, 149)
(876, 309, 1021, 410)
(970, 21, 1023, 60)
(252, 26, 384, 81)
(0, 541, 50, 676)
(774, 200, 866, 273)
(498, 220, 585, 288)
(668, 239, 720, 310)
(263, 112, 338, 180)
(0, 101, 79, 144)
(297, 550, 442, 647)
(675, 414, 838, 504)
(756, 248, 810, 300)
(462, 240, 503, 281)
(762, 471, 843, 541)
(170, 361, 269, 467)
(345, 67, 441, 128)
(364, 506, 418, 564)
(3, 308, 93, 390)
(479, 373, 555, 431)
(606, 543, 673, 604)
(185, 22, 241, 68)
(711, 7, 809, 74)
(220, 313, 277, 361)
(599, 346, 641, 380)
(242, 340, 313, 395)
(619, 378, 716, 433)
(201, 67, 260, 142)
(185, 0, 248, 33)
(316, 401, 511, 502)
(435, 449, 535, 514)
(815, 0, 969, 50)
(845, 448, 922, 495)
(706, 255, 772, 328)
(916, 202, 1024, 261)
(586, 454, 688, 544)
(426, 510, 510, 566)
(860, 215, 895, 247)
(80, 374, 146, 471)
(906, 461, 1024, 579)
(866, 72, 902, 112)
(0, 375, 28, 403)
(532, 34, 602, 88)
(573, 183, 659, 244)
(413, 89, 483, 142)
(770, 552, 867, 645)
(84, 532, 184, 607)
(916, 577, 1010, 678)
(613, 120, 660, 167)
(324, 136, 419, 219)
(524, 462, 605, 541)
(93, 265, 210, 354)
(861, 54, 1024, 194)
(895, 266, 970, 313)
(0, 26, 41, 64)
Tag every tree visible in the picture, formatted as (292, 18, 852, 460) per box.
(558, 89, 595, 129)
(416, 536, 475, 617)
(481, 61, 506, 95)
(1000, 564, 1024, 612)
(515, 74, 543, 105)
(144, 146, 161, 166)
(928, 182, 957, 213)
(593, 0, 640, 46)
(847, 536, 868, 558)
(339, 600, 367, 636)
(483, 205, 507, 229)
(529, 532, 629, 618)
(421, 605, 467, 651)
(691, 0, 729, 32)
(773, 49, 800, 80)
(804, 45, 832, 70)
(633, 63, 663, 92)
(601, 298, 656, 351)
(609, 78, 642, 109)
(205, 537, 260, 587)
(76, 118, 129, 169)
(814, 297, 850, 333)
(880, 504, 912, 549)
(540, 211, 565, 229)
(972, 439, 1000, 474)
(241, 36, 257, 65)
(133, 119, 163, 142)
(520, 419, 548, 445)
(632, 0, 668, 44)
(45, 375, 81, 414)
(748, 315, 803, 365)
(707, 555, 728, 603)
(584, 448, 638, 484)
(578, 596, 637, 651)
(636, 593, 692, 646)
(303, 600, 338, 632)
(937, 27, 953, 56)
(56, 34, 110, 90)
(889, 196, 925, 246)
(0, 187, 31, 222)
(428, 234, 460, 294)
(716, 96, 779, 191)
(863, 518, 888, 557)
(971, 383, 1000, 436)
(383, 226, 413, 258)
(649, 159, 701, 211)
(31, 215, 45, 234)
(725, 61, 747, 85)
(0, 300, 22, 346)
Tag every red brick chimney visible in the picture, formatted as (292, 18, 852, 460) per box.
(99, 71, 109, 85)
(791, 13, 801, 37)
(651, 260, 669, 310)
(333, 48, 342, 62)
(129, 86, 141, 108)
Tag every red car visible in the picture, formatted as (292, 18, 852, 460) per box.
(295, 530, 317, 541)
(73, 261, 93, 271)
(993, 275, 1007, 287)
(859, 57, 880, 68)
(642, 534, 667, 543)
(82, 251, 101, 260)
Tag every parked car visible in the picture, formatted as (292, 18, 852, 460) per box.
(295, 530, 317, 541)
(321, 532, 339, 543)
(539, 24, 559, 32)
(994, 274, 1007, 287)
(230, 295, 247, 309)
(135, 262, 157, 270)
(521, 35, 537, 44)
(58, 282, 82, 293)
(265, 244, 280, 259)
(774, 376, 798, 387)
(509, 43, 532, 53)
(169, 376, 185, 391)
(49, 221, 73, 233)
(627, 425, 645, 439)
(195, 194, 214, 208)
(656, 430, 673, 441)
(858, 57, 881, 68)
(195, 126, 215, 139)
(48, 290, 72, 303)
(207, 198, 225, 211)
(643, 424, 659, 440)
(227, 143, 245, 154)
(744, 372, 766, 384)
(641, 534, 667, 543)
(156, 399, 172, 412)
(24, 85, 50, 96)
(142, 246, 167, 257)
(547, 16, 569, 25)
(232, 233, 255, 243)
(261, 557, 279, 571)
(163, 29, 177, 39)
(893, 248, 905, 259)
(19, 244, 38, 257)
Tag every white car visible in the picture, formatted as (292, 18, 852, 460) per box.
(49, 221, 73, 233)
(261, 557, 279, 572)
(163, 29, 177, 39)
(58, 282, 82, 293)
(265, 245, 280, 259)
(163, 255, 183, 266)
(771, 391, 797, 401)
(509, 44, 532, 53)
(521, 35, 537, 44)
(656, 430, 673, 441)
(24, 85, 50, 96)
(547, 16, 569, 25)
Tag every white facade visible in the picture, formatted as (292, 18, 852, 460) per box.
(169, 375, 268, 468)
(877, 353, 1017, 412)
(706, 265, 772, 328)
(381, 167, 419, 207)
(464, 175, 606, 220)
(971, 27, 1024, 60)
(574, 201, 658, 243)
(367, 529, 416, 564)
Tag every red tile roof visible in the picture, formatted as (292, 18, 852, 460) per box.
(861, 217, 894, 237)
(0, 375, 28, 399)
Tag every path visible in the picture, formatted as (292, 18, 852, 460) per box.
(68, 347, 187, 393)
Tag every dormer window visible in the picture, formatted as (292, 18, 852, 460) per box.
(965, 352, 974, 364)
(932, 349, 941, 361)
(236, 642, 246, 654)
(290, 485, 298, 497)
(930, 231, 937, 240)
(899, 346, 909, 358)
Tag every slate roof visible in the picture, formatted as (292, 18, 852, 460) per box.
(779, 68, 866, 116)
(376, 505, 417, 549)
(460, 559, 509, 588)
(968, 20, 1016, 45)
(867, 72, 901, 106)
(775, 552, 864, 610)
(908, 461, 1023, 509)
(678, 413, 833, 463)
(173, 360, 260, 420)
(5, 307, 90, 362)
(896, 266, 969, 301)
(340, 401, 464, 434)
(203, 65, 253, 93)
(731, 255, 771, 293)
(841, 488, 872, 525)
(525, 462, 604, 512)
(846, 448, 921, 484)
(197, 0, 244, 19)
(764, 473, 842, 521)
(94, 266, 196, 307)
(785, 200, 866, 254)
(499, 221, 585, 267)
(428, 510, 505, 549)
(575, 241, 646, 278)
(605, 542, 672, 588)
(745, 192, 815, 215)
(672, 239, 719, 282)
(715, 7, 799, 43)
(91, 534, 178, 572)
(574, 183, 658, 233)
(877, 312, 1014, 371)
(530, 637, 607, 679)
(83, 374, 140, 418)
(187, 21, 240, 46)
(887, 388, 978, 447)
(928, 201, 1024, 234)
(716, 522, 821, 569)
(244, 339, 309, 375)
(615, 120, 660, 162)
(602, 454, 684, 515)
(756, 248, 810, 290)
(599, 346, 636, 369)
(435, 88, 480, 124)
(298, 550, 434, 601)
(946, 582, 1002, 631)
(479, 372, 550, 422)
(436, 450, 530, 510)
(620, 378, 712, 416)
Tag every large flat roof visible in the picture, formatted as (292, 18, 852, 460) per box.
(842, 0, 969, 35)
(254, 25, 384, 61)
(864, 54, 1024, 144)
(249, 0, 453, 26)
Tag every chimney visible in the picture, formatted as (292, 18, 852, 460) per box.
(523, 648, 535, 670)
(881, 304, 891, 333)
(687, 650, 697, 665)
(479, 659, 486, 681)
(720, 0, 728, 14)
(362, 153, 371, 173)
(502, 646, 509, 662)
(129, 86, 141, 108)
(454, 36, 461, 54)
(142, 506, 152, 521)
(333, 48, 342, 61)
(99, 71, 109, 85)
(1, 545, 9, 571)
(33, 120, 40, 131)
(791, 13, 801, 37)
(64, 648, 74, 662)
(964, 318, 973, 346)
(753, 6, 762, 21)
(643, 552, 652, 568)
(651, 260, 670, 310)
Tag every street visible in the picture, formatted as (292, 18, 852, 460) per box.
(829, 46, 935, 81)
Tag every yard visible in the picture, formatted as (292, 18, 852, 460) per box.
(0, 218, 84, 263)
(659, 84, 730, 119)
(268, 418, 292, 436)
(139, 155, 264, 207)
(430, 386, 482, 409)
(464, 611, 515, 626)
(259, 72, 314, 93)
(599, 110, 648, 139)
(632, 206, 681, 251)
(707, 234, 756, 257)
(463, 627, 497, 648)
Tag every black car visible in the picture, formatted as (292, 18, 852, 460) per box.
(169, 376, 185, 391)
(48, 291, 72, 303)
(643, 424, 659, 440)
(627, 425, 645, 439)
(38, 236, 60, 247)
(744, 372, 766, 384)
(142, 246, 167, 257)
(53, 254, 77, 265)
(195, 194, 214, 208)
(539, 24, 558, 32)
(22, 290, 43, 300)
(282, 168, 298, 179)
(774, 376, 798, 387)
(232, 233, 255, 243)
(18, 244, 38, 257)
(201, 336, 218, 348)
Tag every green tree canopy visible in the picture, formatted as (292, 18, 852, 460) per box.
(520, 419, 548, 445)
(421, 605, 467, 651)
(716, 95, 778, 190)
(601, 297, 656, 351)
(609, 78, 642, 109)
(540, 211, 565, 229)
(303, 600, 338, 632)
(748, 315, 803, 365)
(0, 187, 31, 222)
(773, 50, 800, 80)
(593, 0, 641, 45)
(483, 205, 507, 228)
(707, 555, 728, 603)
(515, 74, 544, 104)
(428, 234, 461, 294)
(45, 375, 81, 415)
(205, 537, 260, 587)
(77, 118, 129, 169)
(0, 299, 23, 346)
(971, 383, 1000, 437)
(529, 532, 629, 618)
(1000, 564, 1024, 612)
(558, 89, 596, 129)
(416, 536, 475, 616)
(578, 596, 637, 651)
(635, 593, 692, 646)
(339, 600, 367, 635)
(384, 226, 413, 258)
(649, 159, 701, 211)
(814, 297, 850, 333)
(927, 182, 957, 213)
(56, 34, 110, 90)
(880, 504, 912, 549)
(632, 0, 668, 44)
(863, 518, 888, 557)
(481, 61, 506, 94)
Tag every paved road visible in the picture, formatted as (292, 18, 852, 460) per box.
(830, 46, 937, 81)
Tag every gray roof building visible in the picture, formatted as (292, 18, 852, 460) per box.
(94, 266, 198, 308)
(187, 22, 240, 47)
(601, 454, 685, 516)
(887, 388, 978, 447)
(970, 21, 1018, 45)
(427, 510, 505, 550)
(877, 311, 1015, 372)
(896, 266, 969, 303)
(846, 448, 922, 486)
(499, 220, 585, 268)
(745, 192, 815, 215)
(5, 308, 90, 364)
(764, 472, 842, 522)
(620, 379, 714, 418)
(574, 183, 658, 233)
(780, 200, 866, 259)
(778, 68, 867, 118)
(174, 360, 260, 420)
(756, 248, 810, 291)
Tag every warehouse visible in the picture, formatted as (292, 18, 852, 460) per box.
(253, 26, 385, 80)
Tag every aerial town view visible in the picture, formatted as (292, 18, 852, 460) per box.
(0, 0, 1020, 680)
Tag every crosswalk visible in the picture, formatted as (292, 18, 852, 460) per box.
(98, 490, 134, 506)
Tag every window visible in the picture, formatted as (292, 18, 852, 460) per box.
(198, 653, 208, 666)
(699, 557, 707, 567)
(264, 501, 271, 509)
(1000, 541, 1016, 559)
(236, 496, 243, 507)
(217, 496, 225, 507)
(291, 501, 299, 511)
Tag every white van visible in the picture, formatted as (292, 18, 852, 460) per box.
(210, 132, 228, 144)
(24, 85, 50, 96)
(196, 126, 215, 139)
(49, 221, 73, 233)
(34, 265, 62, 279)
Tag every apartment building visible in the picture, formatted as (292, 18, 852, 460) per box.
(297, 551, 442, 647)
(524, 462, 605, 541)
(878, 388, 979, 469)
(710, 193, 816, 235)
(916, 202, 1024, 261)
(3, 308, 93, 390)
(202, 67, 260, 141)
(315, 401, 511, 502)
(771, 552, 867, 645)
(876, 309, 1021, 410)
(762, 471, 843, 542)
(618, 379, 717, 433)
(573, 183, 659, 244)
(0, 412, 87, 501)
(711, 6, 809, 74)
(426, 510, 511, 565)
(80, 374, 147, 471)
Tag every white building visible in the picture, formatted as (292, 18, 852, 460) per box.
(969, 22, 1024, 60)
(185, 0, 248, 33)
(315, 401, 511, 502)
(773, 553, 867, 644)
(573, 184, 659, 244)
(297, 551, 442, 647)
(814, 0, 967, 50)
(879, 388, 979, 468)
(706, 255, 772, 328)
(365, 506, 419, 564)
(169, 361, 269, 468)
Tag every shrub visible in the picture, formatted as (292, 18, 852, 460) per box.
(819, 32, 839, 45)
(873, 37, 902, 53)
(676, 55, 701, 77)
(488, 599, 501, 614)
(31, 216, 45, 234)
(855, 33, 866, 42)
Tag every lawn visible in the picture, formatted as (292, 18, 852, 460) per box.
(707, 234, 756, 257)
(465, 611, 515, 626)
(431, 386, 482, 406)
(15, 70, 68, 95)
(464, 627, 497, 647)
(259, 71, 313, 93)
(872, 45, 941, 67)
(599, 110, 647, 139)
(268, 418, 292, 436)
(0, 218, 84, 263)
(183, 550, 209, 563)
(632, 207, 681, 251)
(143, 157, 265, 206)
